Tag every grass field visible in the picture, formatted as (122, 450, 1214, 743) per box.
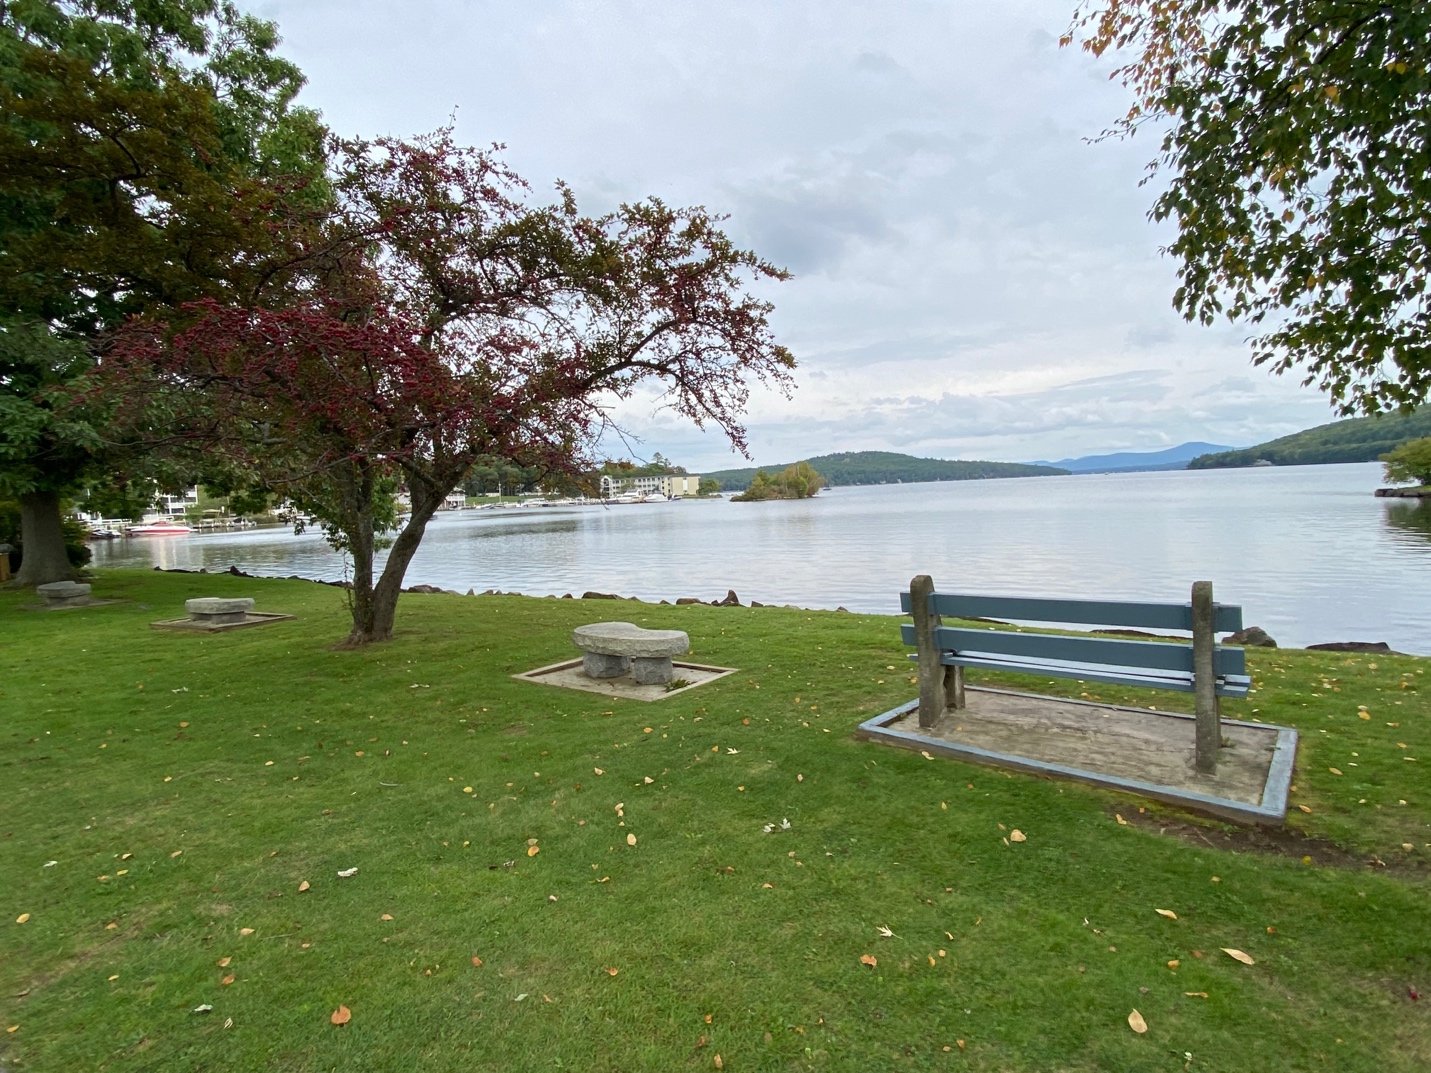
(2, 570, 1427, 1072)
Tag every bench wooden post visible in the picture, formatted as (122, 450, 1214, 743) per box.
(911, 574, 948, 727)
(1191, 580, 1220, 774)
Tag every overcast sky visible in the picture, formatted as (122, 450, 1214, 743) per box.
(254, 0, 1340, 470)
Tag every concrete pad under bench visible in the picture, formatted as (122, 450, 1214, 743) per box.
(855, 686, 1297, 825)
(514, 658, 737, 702)
(152, 595, 295, 633)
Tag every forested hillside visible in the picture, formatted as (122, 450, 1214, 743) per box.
(704, 451, 1064, 491)
(1188, 411, 1431, 469)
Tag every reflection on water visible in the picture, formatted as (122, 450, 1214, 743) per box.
(1384, 499, 1431, 543)
(90, 463, 1431, 653)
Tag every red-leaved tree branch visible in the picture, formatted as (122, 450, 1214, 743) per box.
(99, 129, 793, 644)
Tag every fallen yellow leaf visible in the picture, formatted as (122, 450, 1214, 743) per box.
(527, 845, 540, 857)
(221, 974, 235, 987)
(1222, 948, 1255, 965)
(1128, 1009, 1148, 1034)
(605, 967, 619, 976)
(1155, 909, 1178, 920)
(471, 956, 483, 967)
(859, 954, 878, 968)
(217, 957, 232, 968)
(1115, 814, 1128, 825)
(298, 880, 311, 892)
(1184, 991, 1209, 998)
(239, 928, 255, 937)
(15, 913, 30, 925)
(626, 833, 637, 846)
(1009, 829, 1027, 843)
(1167, 959, 1180, 970)
(330, 1004, 351, 1026)
(713, 1054, 724, 1070)
(1328, 767, 1343, 776)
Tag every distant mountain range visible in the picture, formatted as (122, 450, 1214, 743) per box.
(702, 451, 1064, 491)
(1033, 442, 1235, 473)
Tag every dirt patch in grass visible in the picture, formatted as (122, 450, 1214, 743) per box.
(1114, 807, 1430, 875)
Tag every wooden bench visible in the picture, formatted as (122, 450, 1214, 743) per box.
(901, 575, 1251, 774)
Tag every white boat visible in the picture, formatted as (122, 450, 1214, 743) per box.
(125, 520, 194, 535)
(641, 493, 669, 503)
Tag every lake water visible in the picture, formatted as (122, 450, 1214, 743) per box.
(90, 462, 1431, 654)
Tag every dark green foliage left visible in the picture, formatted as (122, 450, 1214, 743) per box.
(0, 1, 324, 583)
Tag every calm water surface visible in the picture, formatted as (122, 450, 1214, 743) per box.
(91, 462, 1431, 653)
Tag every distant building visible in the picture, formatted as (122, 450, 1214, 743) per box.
(155, 488, 199, 517)
(598, 473, 701, 499)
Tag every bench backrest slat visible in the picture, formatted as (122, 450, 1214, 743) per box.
(899, 591, 1243, 634)
(898, 623, 1248, 677)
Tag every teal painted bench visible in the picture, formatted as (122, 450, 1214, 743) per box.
(900, 575, 1251, 774)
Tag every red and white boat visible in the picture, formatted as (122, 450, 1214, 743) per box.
(125, 519, 194, 536)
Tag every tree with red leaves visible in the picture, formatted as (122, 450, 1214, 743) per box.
(104, 131, 794, 645)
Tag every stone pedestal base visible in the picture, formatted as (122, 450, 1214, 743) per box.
(630, 656, 676, 685)
(582, 651, 631, 678)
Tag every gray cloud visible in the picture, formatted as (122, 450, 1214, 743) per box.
(256, 0, 1341, 469)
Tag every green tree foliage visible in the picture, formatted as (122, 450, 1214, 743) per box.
(1381, 437, 1431, 487)
(697, 476, 722, 496)
(1188, 407, 1431, 467)
(1066, 2, 1431, 414)
(0, 0, 323, 584)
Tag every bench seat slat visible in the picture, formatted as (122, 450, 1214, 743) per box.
(899, 623, 1247, 677)
(899, 591, 1243, 634)
(931, 653, 1250, 698)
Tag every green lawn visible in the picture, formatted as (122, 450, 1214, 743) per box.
(2, 570, 1427, 1072)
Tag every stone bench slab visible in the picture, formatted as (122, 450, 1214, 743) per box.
(186, 597, 256, 617)
(572, 622, 689, 658)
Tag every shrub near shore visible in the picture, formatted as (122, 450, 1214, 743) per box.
(1, 570, 1427, 1072)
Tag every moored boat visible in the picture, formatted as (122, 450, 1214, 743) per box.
(125, 520, 194, 535)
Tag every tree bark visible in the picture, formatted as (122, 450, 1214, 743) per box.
(343, 477, 447, 646)
(13, 489, 74, 586)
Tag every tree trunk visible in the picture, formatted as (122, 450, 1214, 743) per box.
(13, 489, 74, 586)
(344, 499, 378, 645)
(343, 488, 444, 646)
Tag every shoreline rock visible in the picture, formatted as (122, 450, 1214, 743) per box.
(1374, 486, 1431, 498)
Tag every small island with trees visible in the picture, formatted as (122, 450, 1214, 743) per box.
(1378, 437, 1431, 499)
(730, 462, 825, 501)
